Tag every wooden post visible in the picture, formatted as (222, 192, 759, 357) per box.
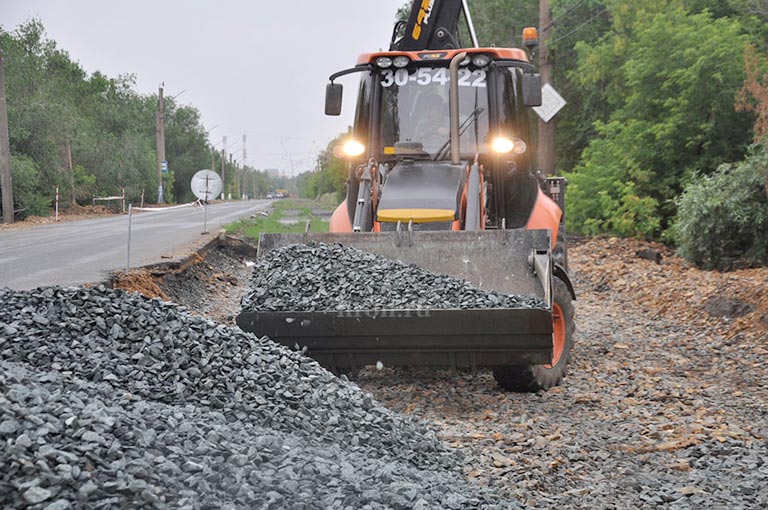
(0, 49, 14, 224)
(537, 0, 556, 175)
(65, 139, 75, 206)
(221, 136, 226, 200)
(126, 204, 133, 272)
(156, 85, 166, 203)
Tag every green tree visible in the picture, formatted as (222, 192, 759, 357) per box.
(163, 102, 211, 202)
(1, 19, 216, 212)
(565, 3, 754, 236)
(549, 0, 612, 173)
(6, 155, 50, 218)
(466, 0, 539, 47)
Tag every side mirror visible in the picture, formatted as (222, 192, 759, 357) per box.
(522, 74, 542, 107)
(325, 83, 343, 116)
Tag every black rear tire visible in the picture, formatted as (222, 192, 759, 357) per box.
(493, 277, 575, 392)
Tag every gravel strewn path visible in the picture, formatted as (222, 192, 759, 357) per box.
(356, 242, 768, 509)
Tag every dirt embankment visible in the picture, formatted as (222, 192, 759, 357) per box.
(573, 236, 767, 346)
(111, 235, 256, 323)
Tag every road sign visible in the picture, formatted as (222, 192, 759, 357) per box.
(533, 83, 566, 123)
(161, 160, 169, 174)
(191, 169, 222, 202)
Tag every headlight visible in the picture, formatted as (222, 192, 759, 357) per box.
(342, 140, 366, 157)
(491, 137, 515, 154)
(491, 137, 527, 154)
(471, 54, 490, 67)
(393, 56, 410, 68)
(375, 57, 393, 68)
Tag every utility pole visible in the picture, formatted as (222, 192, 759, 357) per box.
(156, 84, 166, 203)
(0, 49, 14, 224)
(228, 153, 233, 200)
(220, 135, 226, 200)
(205, 125, 218, 174)
(538, 0, 555, 175)
(236, 162, 241, 199)
(242, 134, 247, 199)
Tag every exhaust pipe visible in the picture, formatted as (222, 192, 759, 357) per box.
(449, 52, 467, 165)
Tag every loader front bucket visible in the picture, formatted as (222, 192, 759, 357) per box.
(236, 229, 555, 371)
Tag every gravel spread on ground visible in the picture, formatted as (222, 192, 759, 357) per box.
(0, 286, 517, 509)
(241, 242, 544, 312)
(357, 238, 768, 508)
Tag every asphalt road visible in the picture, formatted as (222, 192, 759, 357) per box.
(0, 200, 272, 290)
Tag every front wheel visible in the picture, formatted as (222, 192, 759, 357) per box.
(493, 277, 575, 392)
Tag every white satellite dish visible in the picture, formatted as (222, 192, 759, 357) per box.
(191, 170, 222, 202)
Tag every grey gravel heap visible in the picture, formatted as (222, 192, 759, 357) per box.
(242, 242, 544, 312)
(0, 286, 518, 509)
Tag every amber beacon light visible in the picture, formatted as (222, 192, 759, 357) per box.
(522, 27, 539, 51)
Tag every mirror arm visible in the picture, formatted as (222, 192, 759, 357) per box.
(329, 64, 373, 83)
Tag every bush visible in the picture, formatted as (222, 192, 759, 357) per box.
(3, 155, 51, 219)
(672, 147, 768, 270)
(564, 131, 660, 238)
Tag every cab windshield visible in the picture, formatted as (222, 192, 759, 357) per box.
(379, 66, 490, 159)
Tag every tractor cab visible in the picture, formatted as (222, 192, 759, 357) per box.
(325, 44, 548, 234)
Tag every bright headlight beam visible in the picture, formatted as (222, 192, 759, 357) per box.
(342, 140, 366, 157)
(491, 137, 515, 154)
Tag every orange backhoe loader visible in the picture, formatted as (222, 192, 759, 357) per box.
(238, 0, 575, 391)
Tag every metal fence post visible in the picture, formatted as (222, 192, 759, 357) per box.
(202, 202, 208, 235)
(126, 204, 133, 272)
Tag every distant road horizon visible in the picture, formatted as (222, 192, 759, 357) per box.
(0, 200, 271, 290)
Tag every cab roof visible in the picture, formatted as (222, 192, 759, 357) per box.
(356, 47, 528, 66)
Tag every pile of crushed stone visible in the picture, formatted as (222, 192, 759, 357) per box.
(0, 286, 518, 509)
(241, 242, 544, 312)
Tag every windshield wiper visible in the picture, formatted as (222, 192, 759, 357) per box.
(433, 107, 485, 162)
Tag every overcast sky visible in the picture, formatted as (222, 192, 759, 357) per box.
(1, 0, 405, 175)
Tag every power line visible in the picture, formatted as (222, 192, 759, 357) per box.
(541, 7, 608, 49)
(243, 129, 316, 143)
(542, 0, 586, 30)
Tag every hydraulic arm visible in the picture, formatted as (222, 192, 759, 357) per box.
(392, 0, 479, 51)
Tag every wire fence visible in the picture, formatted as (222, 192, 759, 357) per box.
(93, 190, 126, 213)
